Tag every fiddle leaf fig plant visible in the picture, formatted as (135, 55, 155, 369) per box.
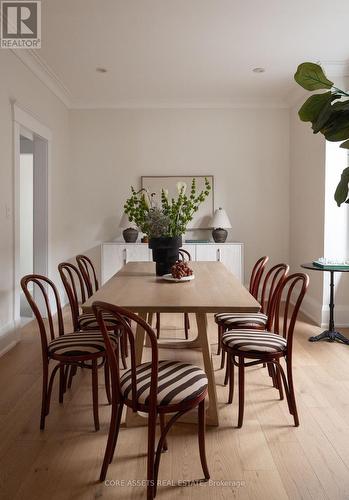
(294, 62, 349, 206)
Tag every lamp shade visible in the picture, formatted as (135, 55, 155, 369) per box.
(211, 208, 232, 229)
(119, 212, 136, 228)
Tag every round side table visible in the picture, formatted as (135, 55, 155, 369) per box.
(301, 263, 349, 345)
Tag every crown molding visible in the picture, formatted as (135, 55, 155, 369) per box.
(11, 49, 72, 108)
(70, 99, 289, 110)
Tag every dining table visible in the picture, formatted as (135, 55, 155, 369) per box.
(82, 261, 260, 426)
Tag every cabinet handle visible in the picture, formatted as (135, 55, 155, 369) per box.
(124, 248, 128, 264)
(217, 248, 221, 262)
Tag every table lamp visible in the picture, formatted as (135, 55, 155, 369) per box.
(119, 212, 138, 242)
(210, 207, 232, 243)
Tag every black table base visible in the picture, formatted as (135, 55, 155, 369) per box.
(301, 264, 349, 346)
(309, 329, 349, 345)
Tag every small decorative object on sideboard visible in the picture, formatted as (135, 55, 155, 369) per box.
(210, 207, 232, 243)
(119, 212, 138, 243)
(124, 177, 211, 275)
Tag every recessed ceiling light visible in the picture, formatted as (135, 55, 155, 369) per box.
(252, 67, 265, 73)
(96, 67, 107, 73)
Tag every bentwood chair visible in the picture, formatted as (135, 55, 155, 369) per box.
(217, 263, 289, 373)
(21, 275, 119, 431)
(76, 254, 99, 297)
(221, 273, 309, 428)
(215, 255, 269, 356)
(155, 248, 192, 339)
(93, 301, 210, 500)
(58, 262, 128, 369)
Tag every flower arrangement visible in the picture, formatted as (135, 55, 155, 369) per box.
(124, 177, 211, 238)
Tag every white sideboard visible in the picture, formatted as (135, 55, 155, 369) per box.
(101, 242, 244, 284)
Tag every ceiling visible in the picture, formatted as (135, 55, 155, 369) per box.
(27, 0, 349, 108)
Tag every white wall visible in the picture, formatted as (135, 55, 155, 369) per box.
(289, 101, 326, 325)
(0, 49, 70, 353)
(70, 108, 290, 278)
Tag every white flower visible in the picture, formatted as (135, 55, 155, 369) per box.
(176, 182, 187, 195)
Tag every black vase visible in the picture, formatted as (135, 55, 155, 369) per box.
(149, 236, 182, 276)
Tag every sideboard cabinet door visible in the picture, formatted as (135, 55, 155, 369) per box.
(101, 244, 151, 283)
(195, 244, 243, 282)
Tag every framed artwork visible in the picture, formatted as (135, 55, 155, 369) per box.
(141, 175, 214, 229)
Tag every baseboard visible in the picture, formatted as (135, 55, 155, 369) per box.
(320, 304, 349, 328)
(0, 320, 20, 357)
(299, 294, 323, 327)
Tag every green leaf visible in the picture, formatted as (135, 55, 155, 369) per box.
(322, 112, 349, 142)
(312, 94, 341, 133)
(334, 167, 349, 206)
(340, 139, 349, 149)
(298, 92, 336, 123)
(294, 62, 333, 91)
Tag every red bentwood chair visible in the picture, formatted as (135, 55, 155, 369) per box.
(93, 301, 210, 500)
(21, 275, 119, 431)
(215, 255, 269, 356)
(58, 262, 127, 369)
(221, 273, 309, 428)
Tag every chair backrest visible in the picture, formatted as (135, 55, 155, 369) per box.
(58, 262, 87, 332)
(249, 256, 269, 298)
(271, 273, 309, 352)
(21, 275, 64, 357)
(92, 301, 159, 414)
(178, 248, 191, 261)
(76, 254, 99, 297)
(259, 263, 289, 328)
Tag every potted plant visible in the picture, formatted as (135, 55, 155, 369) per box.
(124, 178, 211, 275)
(294, 62, 349, 205)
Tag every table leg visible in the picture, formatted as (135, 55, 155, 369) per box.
(309, 271, 349, 345)
(195, 312, 219, 426)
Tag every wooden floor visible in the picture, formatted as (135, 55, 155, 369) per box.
(1, 311, 349, 500)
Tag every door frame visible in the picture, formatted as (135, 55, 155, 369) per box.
(13, 103, 52, 322)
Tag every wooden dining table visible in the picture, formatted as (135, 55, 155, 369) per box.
(82, 261, 260, 426)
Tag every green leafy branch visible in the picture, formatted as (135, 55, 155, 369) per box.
(124, 177, 211, 238)
(294, 62, 349, 206)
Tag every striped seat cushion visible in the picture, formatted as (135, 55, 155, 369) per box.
(120, 360, 208, 407)
(78, 312, 122, 330)
(48, 331, 118, 357)
(222, 330, 287, 354)
(215, 312, 268, 328)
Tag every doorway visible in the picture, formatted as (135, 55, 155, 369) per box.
(19, 133, 34, 318)
(13, 105, 51, 323)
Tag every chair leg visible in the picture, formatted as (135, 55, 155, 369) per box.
(99, 401, 124, 481)
(146, 410, 157, 500)
(274, 360, 284, 400)
(217, 324, 222, 355)
(156, 313, 160, 339)
(286, 358, 299, 427)
(237, 356, 245, 428)
(159, 414, 168, 452)
(224, 354, 230, 386)
(228, 358, 234, 404)
(92, 359, 100, 431)
(67, 365, 77, 389)
(198, 399, 210, 480)
(59, 365, 65, 404)
(104, 361, 112, 404)
(40, 362, 49, 430)
(220, 348, 226, 370)
(184, 313, 190, 340)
